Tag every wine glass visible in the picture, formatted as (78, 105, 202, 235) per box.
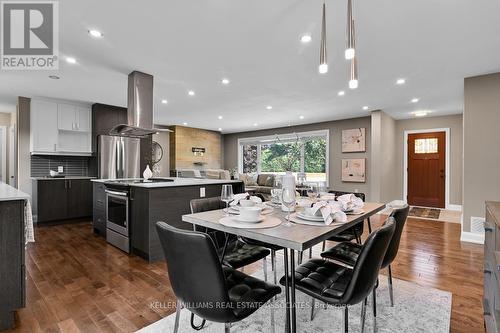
(281, 187, 296, 227)
(306, 183, 319, 202)
(221, 185, 234, 216)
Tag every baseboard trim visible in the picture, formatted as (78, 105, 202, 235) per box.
(460, 231, 484, 244)
(447, 204, 462, 212)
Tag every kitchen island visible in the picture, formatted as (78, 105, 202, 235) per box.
(92, 178, 244, 262)
(0, 182, 30, 331)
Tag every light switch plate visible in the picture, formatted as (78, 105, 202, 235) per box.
(200, 187, 206, 198)
(58, 166, 64, 173)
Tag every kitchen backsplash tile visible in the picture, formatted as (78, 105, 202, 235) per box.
(31, 155, 96, 177)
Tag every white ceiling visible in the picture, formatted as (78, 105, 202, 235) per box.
(1, 0, 500, 133)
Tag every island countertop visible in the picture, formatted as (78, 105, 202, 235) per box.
(91, 177, 243, 188)
(0, 182, 31, 201)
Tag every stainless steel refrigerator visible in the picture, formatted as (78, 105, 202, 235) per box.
(98, 135, 141, 179)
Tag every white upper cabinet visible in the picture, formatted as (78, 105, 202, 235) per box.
(31, 98, 92, 156)
(30, 99, 58, 153)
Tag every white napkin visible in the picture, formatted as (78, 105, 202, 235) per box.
(336, 193, 364, 211)
(25, 200, 35, 243)
(249, 195, 262, 204)
(311, 201, 347, 225)
(230, 193, 249, 205)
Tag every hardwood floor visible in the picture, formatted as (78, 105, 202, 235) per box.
(8, 216, 483, 333)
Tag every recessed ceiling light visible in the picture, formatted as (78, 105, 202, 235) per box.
(218, 128, 222, 131)
(411, 98, 419, 103)
(266, 105, 273, 110)
(253, 123, 258, 126)
(299, 115, 305, 119)
(300, 34, 312, 43)
(161, 99, 168, 104)
(88, 29, 103, 38)
(65, 57, 76, 64)
(221, 78, 230, 85)
(362, 106, 369, 110)
(413, 110, 430, 117)
(48, 75, 60, 80)
(396, 78, 406, 85)
(182, 122, 188, 126)
(188, 90, 195, 96)
(338, 91, 345, 96)
(218, 115, 223, 120)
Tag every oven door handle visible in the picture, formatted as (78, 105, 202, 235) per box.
(105, 189, 128, 197)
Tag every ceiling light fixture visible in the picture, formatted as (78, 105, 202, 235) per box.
(65, 57, 76, 64)
(348, 22, 358, 89)
(413, 110, 430, 117)
(253, 123, 258, 127)
(88, 29, 103, 38)
(188, 90, 195, 96)
(411, 98, 419, 103)
(266, 105, 273, 110)
(318, 2, 328, 74)
(338, 90, 345, 96)
(345, 0, 356, 60)
(362, 106, 369, 110)
(299, 115, 305, 119)
(218, 115, 223, 120)
(183, 122, 188, 126)
(300, 34, 312, 43)
(161, 99, 168, 104)
(218, 128, 222, 131)
(396, 78, 406, 85)
(49, 75, 60, 79)
(221, 78, 230, 85)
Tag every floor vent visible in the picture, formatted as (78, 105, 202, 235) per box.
(470, 216, 486, 234)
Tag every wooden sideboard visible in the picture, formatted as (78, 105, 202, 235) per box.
(484, 201, 500, 332)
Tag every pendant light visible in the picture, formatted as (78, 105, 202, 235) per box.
(345, 0, 355, 60)
(348, 22, 358, 89)
(319, 2, 328, 74)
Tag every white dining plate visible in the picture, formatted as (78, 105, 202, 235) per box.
(235, 215, 264, 223)
(297, 212, 324, 222)
(229, 206, 274, 215)
(219, 216, 282, 229)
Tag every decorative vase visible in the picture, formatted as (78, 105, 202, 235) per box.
(143, 164, 153, 181)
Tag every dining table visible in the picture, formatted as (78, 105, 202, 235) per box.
(181, 201, 387, 333)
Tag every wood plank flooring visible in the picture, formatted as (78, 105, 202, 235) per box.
(7, 216, 483, 333)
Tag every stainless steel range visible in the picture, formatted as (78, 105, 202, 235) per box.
(104, 178, 174, 253)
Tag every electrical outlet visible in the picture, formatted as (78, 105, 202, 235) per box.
(354, 189, 359, 193)
(58, 166, 64, 173)
(200, 187, 206, 198)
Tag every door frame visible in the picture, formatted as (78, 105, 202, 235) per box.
(403, 128, 450, 210)
(0, 126, 6, 183)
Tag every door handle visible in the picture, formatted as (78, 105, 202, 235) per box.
(68, 180, 71, 189)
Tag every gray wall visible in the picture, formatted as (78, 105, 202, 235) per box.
(463, 73, 500, 232)
(395, 114, 463, 206)
(371, 111, 399, 203)
(17, 97, 31, 195)
(223, 117, 372, 198)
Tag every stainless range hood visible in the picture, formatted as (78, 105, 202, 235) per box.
(109, 71, 171, 137)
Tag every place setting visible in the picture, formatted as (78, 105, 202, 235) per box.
(218, 185, 281, 229)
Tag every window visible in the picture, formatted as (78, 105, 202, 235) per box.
(238, 130, 329, 182)
(415, 138, 438, 154)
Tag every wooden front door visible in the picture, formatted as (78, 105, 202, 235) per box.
(407, 131, 446, 208)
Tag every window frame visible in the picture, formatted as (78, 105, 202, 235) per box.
(237, 129, 329, 184)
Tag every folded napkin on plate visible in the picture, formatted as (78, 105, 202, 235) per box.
(230, 193, 249, 205)
(249, 195, 262, 204)
(319, 194, 336, 201)
(310, 201, 347, 225)
(336, 193, 364, 211)
(297, 198, 313, 207)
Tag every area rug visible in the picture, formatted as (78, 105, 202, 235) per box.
(137, 256, 452, 333)
(409, 206, 441, 219)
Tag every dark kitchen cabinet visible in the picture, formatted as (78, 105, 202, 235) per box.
(91, 103, 127, 152)
(92, 182, 106, 236)
(32, 179, 93, 223)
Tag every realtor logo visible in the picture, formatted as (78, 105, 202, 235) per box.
(1, 1, 59, 70)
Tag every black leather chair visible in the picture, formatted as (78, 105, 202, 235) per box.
(156, 222, 281, 333)
(280, 218, 396, 333)
(321, 205, 410, 308)
(190, 197, 271, 275)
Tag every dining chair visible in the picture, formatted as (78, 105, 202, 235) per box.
(281, 218, 396, 333)
(190, 197, 271, 275)
(321, 205, 410, 311)
(156, 222, 281, 333)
